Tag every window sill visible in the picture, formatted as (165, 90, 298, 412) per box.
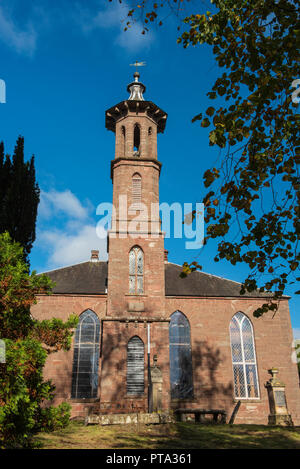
(125, 294, 148, 297)
(68, 398, 100, 403)
(233, 398, 261, 403)
(171, 398, 196, 403)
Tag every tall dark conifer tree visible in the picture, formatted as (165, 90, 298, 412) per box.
(0, 136, 40, 264)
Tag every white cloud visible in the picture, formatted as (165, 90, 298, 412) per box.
(116, 22, 154, 52)
(0, 1, 153, 56)
(39, 224, 107, 269)
(0, 6, 37, 55)
(293, 329, 300, 340)
(39, 189, 90, 221)
(35, 187, 108, 271)
(75, 1, 154, 52)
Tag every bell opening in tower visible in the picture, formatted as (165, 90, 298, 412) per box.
(133, 124, 140, 157)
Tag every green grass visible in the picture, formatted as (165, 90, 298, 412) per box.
(35, 421, 300, 449)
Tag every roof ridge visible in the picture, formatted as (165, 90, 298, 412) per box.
(37, 260, 107, 275)
(166, 262, 242, 285)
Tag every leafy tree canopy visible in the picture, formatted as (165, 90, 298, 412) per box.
(0, 136, 40, 264)
(0, 232, 78, 448)
(116, 0, 300, 316)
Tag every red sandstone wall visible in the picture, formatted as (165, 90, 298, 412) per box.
(99, 320, 170, 414)
(165, 296, 300, 425)
(115, 113, 158, 160)
(31, 293, 300, 424)
(107, 236, 165, 317)
(31, 294, 107, 418)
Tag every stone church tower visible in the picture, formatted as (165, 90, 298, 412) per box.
(101, 72, 170, 413)
(106, 71, 166, 318)
(31, 73, 300, 424)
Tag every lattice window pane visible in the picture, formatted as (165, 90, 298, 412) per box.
(230, 318, 242, 363)
(137, 276, 143, 295)
(169, 311, 194, 399)
(137, 250, 143, 274)
(235, 312, 244, 323)
(129, 275, 135, 294)
(129, 247, 144, 294)
(230, 312, 259, 399)
(71, 310, 100, 399)
(233, 364, 246, 398)
(129, 249, 136, 275)
(246, 364, 259, 398)
(242, 318, 255, 362)
(231, 342, 243, 363)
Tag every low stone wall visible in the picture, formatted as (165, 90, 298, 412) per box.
(86, 412, 174, 426)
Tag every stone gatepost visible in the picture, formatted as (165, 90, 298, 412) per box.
(150, 355, 163, 412)
(265, 367, 293, 426)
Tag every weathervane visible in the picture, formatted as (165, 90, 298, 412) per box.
(130, 61, 146, 73)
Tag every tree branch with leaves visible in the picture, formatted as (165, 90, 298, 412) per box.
(116, 0, 300, 316)
(0, 232, 78, 448)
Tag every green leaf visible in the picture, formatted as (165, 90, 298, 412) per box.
(206, 106, 215, 116)
(201, 118, 210, 127)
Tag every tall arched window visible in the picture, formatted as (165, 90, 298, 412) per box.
(127, 336, 144, 395)
(132, 173, 142, 209)
(129, 246, 144, 294)
(230, 312, 259, 399)
(169, 311, 194, 399)
(71, 310, 100, 399)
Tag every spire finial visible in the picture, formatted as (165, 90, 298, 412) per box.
(127, 61, 146, 101)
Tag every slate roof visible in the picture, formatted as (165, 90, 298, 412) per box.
(40, 261, 271, 298)
(164, 263, 270, 298)
(41, 261, 108, 295)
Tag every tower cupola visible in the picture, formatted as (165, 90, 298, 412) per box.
(127, 71, 146, 101)
(105, 72, 167, 162)
(105, 73, 167, 136)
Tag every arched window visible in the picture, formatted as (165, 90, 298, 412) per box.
(169, 311, 194, 399)
(127, 336, 144, 395)
(132, 173, 142, 209)
(129, 246, 144, 294)
(230, 312, 259, 399)
(133, 124, 140, 156)
(71, 309, 100, 399)
(148, 127, 153, 158)
(121, 125, 126, 157)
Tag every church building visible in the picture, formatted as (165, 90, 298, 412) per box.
(31, 72, 300, 425)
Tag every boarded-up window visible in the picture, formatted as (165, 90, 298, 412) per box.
(71, 310, 100, 399)
(127, 336, 144, 395)
(132, 173, 142, 209)
(230, 312, 259, 399)
(169, 311, 194, 400)
(129, 246, 144, 294)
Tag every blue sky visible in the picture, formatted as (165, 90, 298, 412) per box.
(0, 0, 299, 336)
